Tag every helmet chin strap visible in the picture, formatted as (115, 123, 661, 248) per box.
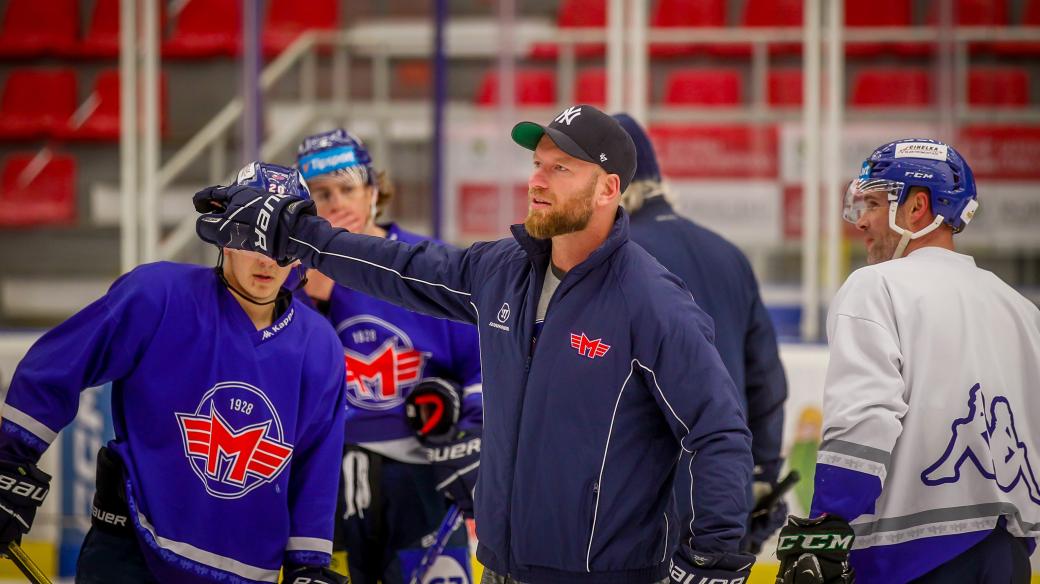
(215, 250, 308, 306)
(887, 197, 945, 260)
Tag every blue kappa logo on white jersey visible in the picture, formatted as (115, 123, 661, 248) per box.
(921, 383, 1040, 505)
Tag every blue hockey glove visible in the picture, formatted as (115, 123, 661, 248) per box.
(425, 429, 480, 518)
(0, 461, 51, 546)
(405, 378, 479, 517)
(283, 564, 348, 584)
(669, 549, 755, 584)
(775, 514, 855, 584)
(194, 183, 316, 266)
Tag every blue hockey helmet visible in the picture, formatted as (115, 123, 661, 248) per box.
(295, 129, 375, 186)
(235, 161, 311, 200)
(843, 138, 978, 233)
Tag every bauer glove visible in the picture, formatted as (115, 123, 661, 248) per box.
(194, 183, 316, 266)
(669, 548, 755, 584)
(0, 460, 51, 546)
(283, 564, 348, 584)
(406, 378, 479, 517)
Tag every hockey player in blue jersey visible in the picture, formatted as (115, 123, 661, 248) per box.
(612, 114, 789, 554)
(774, 140, 1039, 583)
(195, 105, 756, 584)
(294, 129, 482, 584)
(0, 163, 348, 584)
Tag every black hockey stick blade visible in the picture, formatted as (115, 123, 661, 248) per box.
(5, 541, 52, 584)
(751, 470, 801, 519)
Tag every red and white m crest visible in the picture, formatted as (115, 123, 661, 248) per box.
(345, 337, 424, 400)
(570, 332, 611, 359)
(178, 409, 293, 486)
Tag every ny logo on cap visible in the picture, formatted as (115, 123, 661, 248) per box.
(555, 106, 582, 125)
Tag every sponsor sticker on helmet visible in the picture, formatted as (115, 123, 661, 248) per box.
(894, 142, 949, 162)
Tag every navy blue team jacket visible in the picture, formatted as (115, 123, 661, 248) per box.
(288, 208, 753, 584)
(629, 195, 787, 481)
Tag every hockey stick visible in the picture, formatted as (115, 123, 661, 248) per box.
(750, 470, 800, 520)
(408, 504, 464, 584)
(5, 541, 51, 584)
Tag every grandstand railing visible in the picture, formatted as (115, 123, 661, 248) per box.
(155, 23, 1040, 261)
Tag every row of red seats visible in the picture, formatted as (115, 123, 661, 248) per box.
(0, 68, 168, 140)
(476, 67, 1031, 108)
(0, 0, 336, 59)
(0, 150, 76, 227)
(535, 0, 1040, 58)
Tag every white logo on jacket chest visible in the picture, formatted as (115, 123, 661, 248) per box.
(489, 302, 511, 332)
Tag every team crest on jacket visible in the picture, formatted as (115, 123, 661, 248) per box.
(338, 315, 428, 411)
(176, 381, 294, 499)
(921, 383, 1040, 505)
(570, 332, 611, 359)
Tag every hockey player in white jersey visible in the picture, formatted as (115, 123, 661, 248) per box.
(775, 139, 1039, 584)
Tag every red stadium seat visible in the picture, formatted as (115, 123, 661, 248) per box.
(739, 0, 802, 56)
(927, 0, 1008, 25)
(163, 0, 241, 58)
(0, 69, 77, 139)
(768, 69, 803, 107)
(664, 69, 742, 106)
(846, 0, 912, 56)
(475, 70, 556, 107)
(79, 0, 122, 57)
(530, 0, 606, 59)
(968, 68, 1029, 107)
(78, 0, 167, 58)
(995, 0, 1040, 55)
(575, 68, 606, 106)
(0, 0, 78, 57)
(263, 0, 338, 58)
(649, 0, 726, 58)
(851, 68, 932, 107)
(917, 0, 1010, 54)
(0, 150, 77, 228)
(60, 70, 170, 141)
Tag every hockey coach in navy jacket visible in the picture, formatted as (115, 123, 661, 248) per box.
(194, 105, 756, 584)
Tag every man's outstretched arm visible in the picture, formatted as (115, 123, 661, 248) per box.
(195, 184, 486, 324)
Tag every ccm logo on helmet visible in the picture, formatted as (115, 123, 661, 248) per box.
(254, 193, 289, 251)
(904, 171, 934, 179)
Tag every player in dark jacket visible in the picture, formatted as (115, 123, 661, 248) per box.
(0, 163, 347, 584)
(194, 105, 756, 584)
(613, 114, 789, 554)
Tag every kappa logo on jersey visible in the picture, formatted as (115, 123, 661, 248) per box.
(176, 381, 293, 499)
(922, 383, 1040, 505)
(570, 332, 610, 359)
(338, 315, 429, 411)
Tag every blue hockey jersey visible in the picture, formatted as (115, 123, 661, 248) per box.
(629, 195, 787, 480)
(285, 209, 753, 584)
(0, 262, 347, 584)
(325, 224, 482, 462)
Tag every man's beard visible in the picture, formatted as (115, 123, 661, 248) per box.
(524, 181, 595, 240)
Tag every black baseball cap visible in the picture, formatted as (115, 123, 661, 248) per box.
(511, 104, 637, 192)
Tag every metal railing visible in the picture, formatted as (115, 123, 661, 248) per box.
(151, 19, 1040, 265)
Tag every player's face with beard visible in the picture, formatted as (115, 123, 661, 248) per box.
(222, 249, 293, 303)
(525, 176, 597, 239)
(525, 139, 600, 239)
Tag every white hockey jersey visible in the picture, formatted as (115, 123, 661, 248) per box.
(811, 247, 1040, 583)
